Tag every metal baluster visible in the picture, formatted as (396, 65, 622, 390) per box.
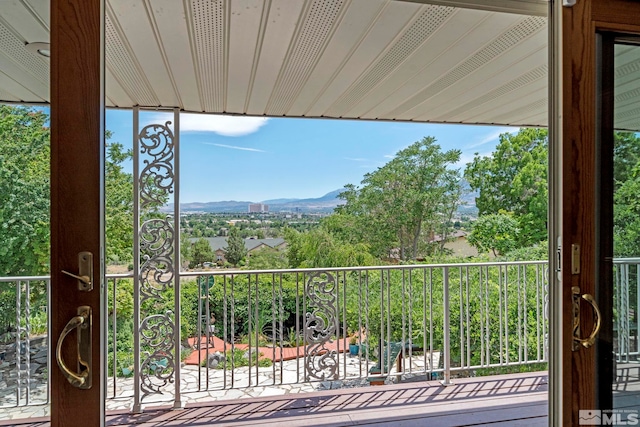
(254, 273, 259, 385)
(442, 267, 452, 385)
(459, 267, 464, 369)
(536, 264, 541, 361)
(16, 279, 21, 406)
(364, 270, 370, 375)
(25, 280, 31, 405)
(523, 266, 529, 363)
(223, 274, 229, 389)
(342, 270, 347, 379)
(485, 266, 490, 365)
(517, 265, 522, 363)
(465, 267, 470, 370)
(429, 268, 434, 376)
(505, 266, 509, 365)
(401, 268, 407, 375)
(296, 272, 300, 382)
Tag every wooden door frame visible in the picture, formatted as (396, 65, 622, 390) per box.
(50, 0, 105, 426)
(561, 0, 640, 425)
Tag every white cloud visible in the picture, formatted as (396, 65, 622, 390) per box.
(464, 127, 514, 150)
(144, 113, 269, 136)
(203, 142, 266, 153)
(344, 157, 368, 162)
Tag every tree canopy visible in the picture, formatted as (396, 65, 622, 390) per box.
(464, 128, 548, 247)
(189, 238, 215, 268)
(0, 106, 146, 274)
(468, 212, 519, 257)
(0, 106, 50, 276)
(285, 227, 376, 268)
(224, 226, 247, 267)
(335, 136, 462, 261)
(613, 132, 640, 257)
(105, 134, 134, 264)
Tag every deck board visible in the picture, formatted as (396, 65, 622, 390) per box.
(2, 372, 548, 427)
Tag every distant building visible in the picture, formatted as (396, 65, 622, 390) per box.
(429, 230, 479, 258)
(248, 203, 269, 213)
(189, 237, 286, 266)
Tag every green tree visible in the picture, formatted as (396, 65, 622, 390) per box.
(189, 238, 214, 268)
(225, 226, 247, 267)
(337, 136, 462, 261)
(0, 106, 50, 276)
(613, 132, 640, 257)
(464, 128, 548, 247)
(105, 135, 134, 264)
(285, 227, 376, 268)
(245, 248, 288, 269)
(180, 232, 192, 268)
(614, 132, 640, 186)
(468, 212, 519, 257)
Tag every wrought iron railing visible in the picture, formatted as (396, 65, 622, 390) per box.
(613, 258, 640, 362)
(0, 275, 50, 408)
(176, 260, 550, 396)
(0, 260, 556, 411)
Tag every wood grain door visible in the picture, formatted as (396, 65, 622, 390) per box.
(561, 0, 640, 425)
(50, 0, 105, 426)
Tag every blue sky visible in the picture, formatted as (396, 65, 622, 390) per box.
(105, 109, 515, 203)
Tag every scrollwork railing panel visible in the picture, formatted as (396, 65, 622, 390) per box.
(136, 117, 177, 400)
(140, 313, 176, 395)
(139, 122, 174, 209)
(140, 217, 175, 304)
(304, 272, 339, 381)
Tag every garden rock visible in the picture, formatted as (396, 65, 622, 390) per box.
(207, 351, 225, 369)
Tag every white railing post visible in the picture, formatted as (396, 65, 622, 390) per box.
(172, 107, 182, 409)
(132, 106, 141, 413)
(442, 266, 453, 386)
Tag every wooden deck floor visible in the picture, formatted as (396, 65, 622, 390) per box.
(7, 371, 548, 427)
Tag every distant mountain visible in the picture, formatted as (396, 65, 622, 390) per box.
(459, 178, 479, 208)
(176, 200, 254, 213)
(260, 197, 300, 204)
(174, 187, 476, 215)
(311, 188, 344, 201)
(266, 189, 345, 212)
(176, 189, 345, 213)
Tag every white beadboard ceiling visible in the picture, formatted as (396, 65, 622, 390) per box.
(0, 0, 558, 126)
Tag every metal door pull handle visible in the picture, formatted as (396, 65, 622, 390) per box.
(572, 286, 602, 350)
(56, 306, 92, 389)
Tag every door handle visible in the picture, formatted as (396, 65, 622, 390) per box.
(572, 286, 602, 351)
(61, 251, 93, 291)
(56, 306, 92, 389)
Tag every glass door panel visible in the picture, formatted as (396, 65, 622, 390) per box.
(612, 39, 640, 416)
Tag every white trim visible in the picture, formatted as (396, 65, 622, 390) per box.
(172, 107, 183, 409)
(132, 106, 142, 414)
(547, 0, 563, 425)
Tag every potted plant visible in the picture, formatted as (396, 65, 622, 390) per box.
(349, 335, 359, 356)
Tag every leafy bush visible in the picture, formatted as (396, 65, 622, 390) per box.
(29, 311, 47, 336)
(201, 348, 272, 369)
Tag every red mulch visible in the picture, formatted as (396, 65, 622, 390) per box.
(184, 336, 350, 365)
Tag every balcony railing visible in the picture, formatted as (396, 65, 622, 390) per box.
(173, 261, 550, 396)
(0, 260, 556, 412)
(613, 258, 640, 362)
